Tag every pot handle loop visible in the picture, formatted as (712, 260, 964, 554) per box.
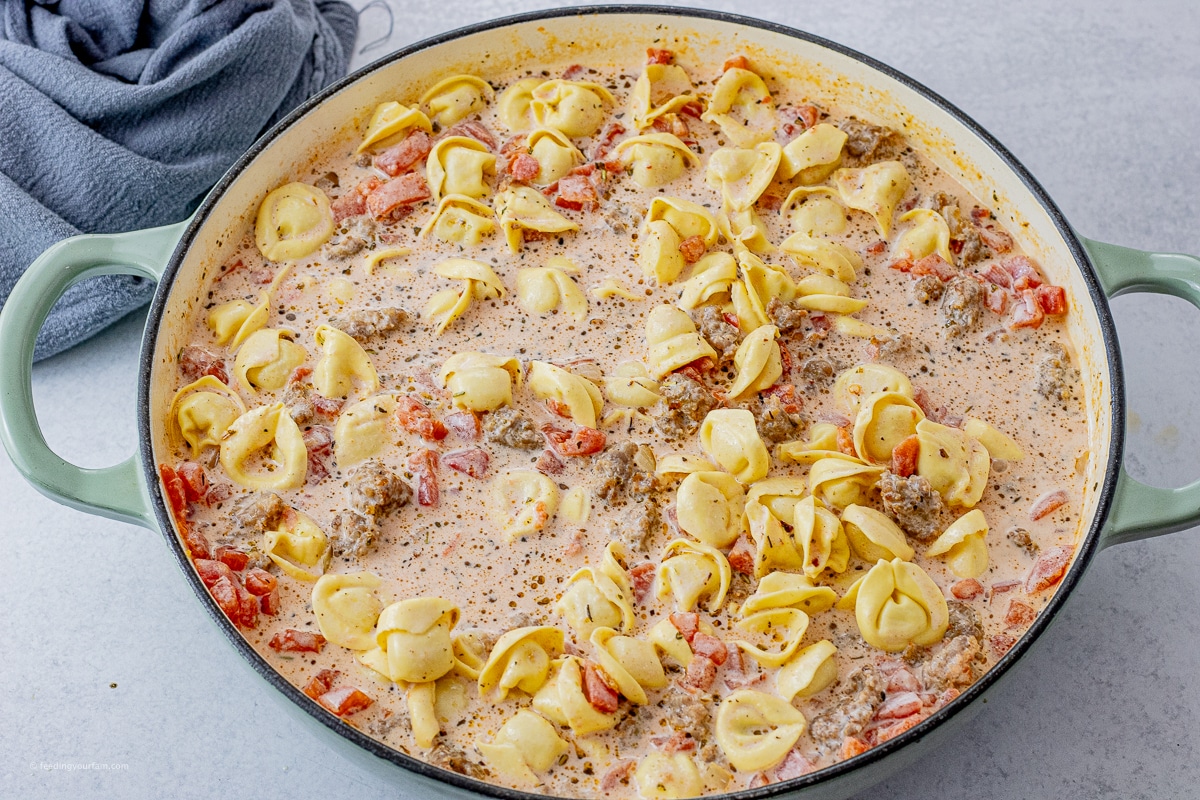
(1084, 237, 1200, 547)
(0, 221, 189, 529)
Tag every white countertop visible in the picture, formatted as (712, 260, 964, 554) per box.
(3, 0, 1198, 797)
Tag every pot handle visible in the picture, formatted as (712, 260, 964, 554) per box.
(1084, 237, 1200, 547)
(0, 220, 189, 529)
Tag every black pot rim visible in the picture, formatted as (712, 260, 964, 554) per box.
(137, 5, 1122, 799)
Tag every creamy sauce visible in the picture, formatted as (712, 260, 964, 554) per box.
(163, 52, 1087, 799)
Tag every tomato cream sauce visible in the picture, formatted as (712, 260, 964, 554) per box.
(162, 50, 1088, 799)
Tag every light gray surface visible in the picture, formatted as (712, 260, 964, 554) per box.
(2, 1, 1198, 798)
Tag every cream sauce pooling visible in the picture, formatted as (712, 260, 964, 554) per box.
(166, 52, 1087, 799)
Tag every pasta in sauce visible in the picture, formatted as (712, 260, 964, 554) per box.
(160, 47, 1086, 798)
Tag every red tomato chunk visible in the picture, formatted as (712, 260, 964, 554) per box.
(270, 629, 327, 653)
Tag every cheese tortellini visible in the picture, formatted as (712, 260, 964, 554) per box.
(699, 408, 770, 484)
(589, 627, 667, 705)
(635, 753, 704, 800)
(834, 363, 914, 416)
(705, 143, 782, 212)
(526, 128, 584, 183)
(779, 122, 848, 183)
(171, 376, 244, 453)
(631, 63, 698, 128)
(208, 294, 268, 348)
(333, 393, 397, 467)
(602, 361, 660, 409)
(742, 571, 838, 617)
(264, 510, 330, 581)
(842, 558, 949, 652)
(255, 182, 334, 262)
(638, 219, 686, 285)
(779, 232, 863, 283)
(841, 503, 915, 562)
(312, 324, 378, 399)
(495, 186, 579, 252)
(478, 626, 564, 700)
(644, 305, 719, 379)
(477, 710, 569, 786)
(808, 455, 883, 510)
(776, 640, 839, 701)
(532, 655, 619, 735)
(701, 67, 775, 148)
(895, 208, 953, 264)
(517, 260, 588, 320)
(489, 470, 559, 541)
(233, 328, 306, 393)
(220, 402, 307, 490)
(731, 249, 797, 332)
(424, 258, 506, 335)
(427, 136, 496, 202)
(647, 197, 720, 248)
(419, 195, 497, 246)
(834, 160, 912, 238)
(361, 597, 460, 683)
(915, 419, 991, 507)
(963, 417, 1025, 461)
(793, 494, 851, 578)
(678, 252, 738, 310)
(657, 539, 731, 613)
(615, 133, 698, 188)
(357, 101, 432, 152)
(439, 352, 522, 411)
(556, 541, 635, 638)
(714, 690, 807, 772)
(527, 361, 603, 428)
(926, 509, 990, 578)
(530, 79, 614, 137)
(852, 391, 924, 464)
(728, 323, 782, 400)
(311, 571, 383, 650)
(420, 74, 494, 127)
(675, 471, 745, 548)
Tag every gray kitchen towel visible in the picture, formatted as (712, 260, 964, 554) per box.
(0, 0, 358, 360)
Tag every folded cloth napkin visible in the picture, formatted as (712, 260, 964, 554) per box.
(0, 0, 358, 360)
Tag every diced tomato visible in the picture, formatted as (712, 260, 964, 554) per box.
(1026, 545, 1073, 593)
(214, 546, 250, 572)
(911, 386, 934, 418)
(676, 357, 716, 383)
(982, 263, 1013, 288)
(1030, 489, 1068, 520)
(303, 425, 334, 486)
(728, 536, 756, 575)
(236, 580, 259, 628)
(874, 714, 924, 744)
(208, 575, 243, 626)
(678, 235, 706, 264)
(259, 588, 281, 616)
(242, 567, 277, 596)
(1035, 285, 1068, 316)
(542, 425, 606, 457)
(373, 130, 432, 176)
(1002, 255, 1043, 291)
(204, 482, 232, 507)
(443, 448, 489, 479)
(970, 207, 992, 223)
(582, 661, 621, 711)
(303, 669, 339, 700)
(690, 632, 728, 665)
(629, 562, 656, 601)
(561, 63, 587, 80)
(875, 691, 922, 720)
(366, 173, 430, 220)
(588, 122, 626, 162)
(396, 396, 448, 441)
(983, 283, 1008, 314)
(978, 226, 1014, 253)
(841, 736, 870, 759)
(950, 578, 984, 600)
(910, 254, 958, 281)
(180, 527, 211, 560)
(318, 686, 374, 716)
(836, 425, 857, 457)
(891, 434, 920, 478)
(669, 612, 700, 644)
(888, 258, 913, 273)
(178, 346, 228, 384)
(444, 411, 481, 440)
(774, 749, 815, 781)
(763, 382, 800, 413)
(159, 463, 189, 526)
(194, 558, 235, 588)
(646, 47, 674, 64)
(989, 634, 1017, 658)
(535, 448, 564, 475)
(508, 152, 540, 182)
(555, 174, 599, 211)
(331, 176, 380, 222)
(269, 629, 327, 653)
(682, 654, 717, 691)
(723, 55, 751, 72)
(1005, 600, 1036, 628)
(441, 121, 497, 150)
(1009, 289, 1045, 329)
(749, 773, 772, 789)
(600, 760, 636, 791)
(885, 667, 921, 694)
(865, 240, 887, 256)
(545, 399, 572, 419)
(990, 580, 1021, 599)
(408, 449, 440, 507)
